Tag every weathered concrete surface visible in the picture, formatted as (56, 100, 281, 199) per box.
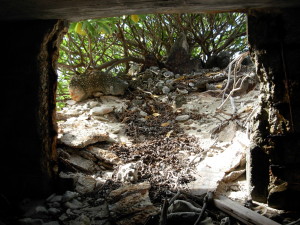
(248, 8, 300, 209)
(1, 0, 300, 21)
(0, 20, 66, 203)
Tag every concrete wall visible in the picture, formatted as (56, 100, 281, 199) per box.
(248, 8, 300, 209)
(0, 20, 65, 204)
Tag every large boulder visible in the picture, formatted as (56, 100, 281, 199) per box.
(69, 71, 129, 101)
(205, 51, 231, 69)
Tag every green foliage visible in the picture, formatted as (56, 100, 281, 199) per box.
(57, 13, 247, 109)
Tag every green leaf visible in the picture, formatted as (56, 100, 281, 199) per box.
(97, 22, 112, 34)
(68, 22, 77, 33)
(86, 22, 97, 36)
(138, 14, 147, 20)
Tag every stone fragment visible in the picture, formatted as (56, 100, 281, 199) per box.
(165, 33, 192, 74)
(175, 95, 187, 108)
(67, 154, 98, 172)
(166, 79, 174, 86)
(147, 78, 153, 84)
(75, 176, 96, 194)
(139, 110, 148, 117)
(87, 146, 123, 166)
(64, 199, 83, 209)
(205, 83, 217, 91)
(206, 52, 230, 69)
(162, 86, 170, 94)
(176, 88, 189, 94)
(59, 171, 79, 182)
(20, 200, 49, 219)
(47, 194, 62, 203)
(47, 202, 60, 209)
(222, 169, 245, 183)
(108, 182, 159, 225)
(155, 81, 164, 88)
(116, 162, 139, 183)
(91, 106, 114, 115)
(48, 208, 61, 216)
(58, 213, 68, 222)
(89, 101, 99, 108)
(18, 218, 43, 225)
(59, 130, 109, 148)
(65, 109, 81, 116)
(268, 182, 291, 209)
(163, 71, 174, 78)
(217, 121, 237, 143)
(66, 100, 76, 105)
(62, 191, 79, 202)
(77, 150, 97, 162)
(82, 203, 109, 219)
(68, 214, 91, 225)
(150, 66, 159, 71)
(35, 206, 48, 214)
(44, 221, 60, 225)
(175, 115, 190, 121)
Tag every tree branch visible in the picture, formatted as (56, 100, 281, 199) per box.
(94, 56, 145, 72)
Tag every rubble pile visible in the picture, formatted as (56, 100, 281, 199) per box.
(17, 61, 297, 225)
(110, 135, 203, 192)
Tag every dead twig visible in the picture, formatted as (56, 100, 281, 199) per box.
(136, 87, 161, 102)
(287, 218, 300, 225)
(218, 51, 249, 113)
(217, 74, 251, 113)
(159, 198, 169, 225)
(179, 191, 207, 203)
(222, 52, 249, 100)
(194, 192, 213, 225)
(169, 190, 181, 205)
(210, 120, 230, 138)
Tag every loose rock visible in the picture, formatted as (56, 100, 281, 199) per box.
(75, 176, 97, 194)
(69, 72, 128, 101)
(108, 182, 159, 225)
(65, 154, 99, 172)
(44, 221, 60, 225)
(163, 71, 174, 78)
(87, 146, 123, 167)
(62, 191, 79, 202)
(175, 115, 190, 121)
(59, 128, 109, 148)
(18, 218, 43, 225)
(48, 208, 61, 216)
(64, 199, 83, 209)
(91, 106, 114, 115)
(162, 86, 171, 94)
(116, 162, 139, 183)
